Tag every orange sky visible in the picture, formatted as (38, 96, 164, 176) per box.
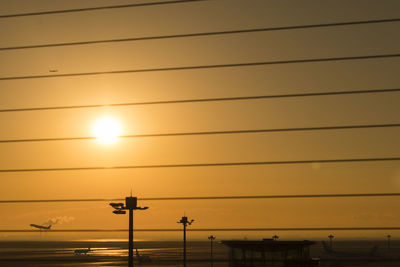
(0, 0, 399, 241)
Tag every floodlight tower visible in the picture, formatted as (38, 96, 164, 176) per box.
(178, 216, 194, 267)
(109, 196, 148, 267)
(328, 234, 334, 248)
(208, 235, 216, 267)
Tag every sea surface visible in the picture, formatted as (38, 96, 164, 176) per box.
(1, 240, 400, 266)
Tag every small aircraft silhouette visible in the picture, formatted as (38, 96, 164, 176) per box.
(74, 247, 91, 255)
(30, 224, 51, 230)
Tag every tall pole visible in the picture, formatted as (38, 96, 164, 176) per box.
(129, 208, 133, 267)
(183, 222, 186, 267)
(387, 234, 391, 253)
(178, 216, 194, 267)
(109, 197, 148, 267)
(208, 235, 215, 267)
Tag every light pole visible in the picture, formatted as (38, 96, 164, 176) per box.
(328, 234, 334, 248)
(178, 216, 194, 267)
(109, 196, 148, 267)
(208, 235, 216, 267)
(272, 235, 279, 241)
(387, 234, 391, 253)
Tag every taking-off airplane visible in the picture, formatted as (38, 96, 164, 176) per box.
(30, 224, 52, 230)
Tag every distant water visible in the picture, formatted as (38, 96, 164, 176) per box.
(0, 240, 229, 267)
(1, 240, 400, 266)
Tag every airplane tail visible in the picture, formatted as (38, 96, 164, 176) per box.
(321, 241, 333, 253)
(46, 225, 52, 229)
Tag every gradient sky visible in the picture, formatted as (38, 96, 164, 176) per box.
(0, 0, 399, 241)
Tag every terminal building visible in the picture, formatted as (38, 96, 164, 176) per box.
(222, 239, 319, 267)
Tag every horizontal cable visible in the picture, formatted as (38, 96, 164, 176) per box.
(1, 18, 399, 51)
(1, 123, 399, 144)
(2, 227, 400, 232)
(0, 157, 399, 173)
(1, 88, 399, 113)
(2, 192, 400, 204)
(0, 0, 206, 19)
(1, 53, 399, 81)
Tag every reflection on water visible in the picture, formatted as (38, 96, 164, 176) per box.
(75, 239, 142, 242)
(0, 240, 229, 267)
(3, 240, 400, 267)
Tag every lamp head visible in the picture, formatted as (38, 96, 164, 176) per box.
(113, 210, 126, 215)
(109, 203, 125, 209)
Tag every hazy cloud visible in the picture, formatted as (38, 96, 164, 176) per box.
(44, 216, 75, 226)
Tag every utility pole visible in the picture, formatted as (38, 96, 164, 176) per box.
(208, 235, 216, 267)
(328, 234, 334, 248)
(109, 196, 148, 267)
(178, 216, 194, 267)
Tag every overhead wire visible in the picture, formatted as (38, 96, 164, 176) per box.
(0, 157, 399, 173)
(1, 18, 399, 51)
(0, 4, 398, 238)
(0, 123, 399, 144)
(2, 227, 400, 232)
(1, 88, 399, 113)
(0, 0, 208, 19)
(2, 192, 400, 204)
(0, 3, 398, 230)
(1, 53, 399, 81)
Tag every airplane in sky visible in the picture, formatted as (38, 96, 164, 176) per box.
(29, 224, 52, 230)
(320, 241, 379, 266)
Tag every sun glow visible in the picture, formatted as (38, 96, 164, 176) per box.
(92, 116, 122, 144)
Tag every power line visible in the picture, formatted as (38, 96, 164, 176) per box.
(0, 157, 399, 173)
(2, 192, 400, 204)
(1, 123, 399, 144)
(0, 0, 207, 19)
(2, 227, 400, 232)
(1, 53, 399, 81)
(1, 88, 399, 114)
(142, 193, 400, 201)
(1, 18, 399, 51)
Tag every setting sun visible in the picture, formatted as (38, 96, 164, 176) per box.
(92, 116, 122, 144)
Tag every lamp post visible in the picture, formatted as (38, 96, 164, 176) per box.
(208, 235, 216, 267)
(387, 234, 391, 253)
(328, 234, 334, 248)
(272, 235, 279, 241)
(109, 196, 148, 267)
(178, 216, 194, 267)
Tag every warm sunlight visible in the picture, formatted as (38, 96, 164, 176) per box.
(92, 116, 122, 144)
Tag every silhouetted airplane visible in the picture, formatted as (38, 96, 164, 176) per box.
(74, 247, 91, 255)
(320, 241, 379, 266)
(30, 224, 51, 230)
(136, 248, 151, 263)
